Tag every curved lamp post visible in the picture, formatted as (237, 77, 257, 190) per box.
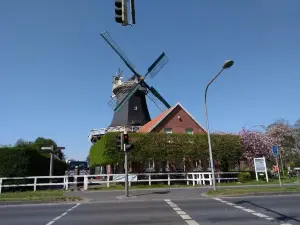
(204, 60, 234, 191)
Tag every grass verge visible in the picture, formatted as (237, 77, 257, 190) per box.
(206, 186, 300, 197)
(216, 177, 300, 186)
(0, 190, 82, 202)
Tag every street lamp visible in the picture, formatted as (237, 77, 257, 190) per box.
(41, 146, 65, 176)
(204, 60, 234, 191)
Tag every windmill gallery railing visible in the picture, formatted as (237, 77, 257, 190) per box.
(0, 172, 239, 194)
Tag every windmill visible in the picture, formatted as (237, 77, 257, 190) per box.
(101, 31, 171, 132)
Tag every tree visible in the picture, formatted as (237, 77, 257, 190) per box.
(15, 139, 33, 148)
(238, 128, 273, 165)
(266, 122, 298, 167)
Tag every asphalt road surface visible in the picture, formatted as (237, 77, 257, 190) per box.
(0, 194, 299, 225)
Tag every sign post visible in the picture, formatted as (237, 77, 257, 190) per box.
(272, 146, 282, 187)
(254, 157, 268, 182)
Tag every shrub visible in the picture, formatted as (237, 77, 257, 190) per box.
(237, 172, 252, 183)
(0, 147, 67, 177)
(89, 132, 243, 169)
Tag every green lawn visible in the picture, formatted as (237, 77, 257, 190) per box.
(0, 190, 82, 202)
(206, 186, 300, 197)
(216, 177, 300, 186)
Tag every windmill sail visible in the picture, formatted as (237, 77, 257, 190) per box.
(148, 86, 171, 109)
(114, 83, 141, 112)
(101, 31, 138, 75)
(144, 52, 168, 79)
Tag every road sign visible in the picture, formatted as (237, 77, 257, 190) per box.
(272, 146, 278, 157)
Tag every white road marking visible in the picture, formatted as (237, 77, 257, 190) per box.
(185, 220, 199, 225)
(266, 217, 274, 220)
(164, 199, 199, 225)
(176, 211, 186, 215)
(45, 203, 80, 225)
(212, 198, 295, 225)
(242, 208, 255, 213)
(181, 214, 192, 220)
(226, 202, 236, 206)
(252, 212, 268, 218)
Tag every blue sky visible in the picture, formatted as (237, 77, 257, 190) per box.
(1, 0, 300, 160)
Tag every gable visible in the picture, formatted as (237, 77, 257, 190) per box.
(152, 104, 206, 133)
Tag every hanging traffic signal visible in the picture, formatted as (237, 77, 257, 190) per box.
(115, 0, 128, 25)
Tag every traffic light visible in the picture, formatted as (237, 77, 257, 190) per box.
(124, 144, 133, 152)
(116, 133, 124, 150)
(124, 133, 129, 145)
(115, 0, 128, 25)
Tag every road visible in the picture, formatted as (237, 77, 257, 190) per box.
(0, 193, 299, 225)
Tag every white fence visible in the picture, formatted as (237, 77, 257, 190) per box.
(0, 172, 239, 194)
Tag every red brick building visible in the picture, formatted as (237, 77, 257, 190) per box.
(138, 102, 206, 134)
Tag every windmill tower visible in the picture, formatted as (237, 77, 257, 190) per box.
(102, 31, 171, 133)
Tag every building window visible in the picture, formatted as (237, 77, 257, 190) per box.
(185, 128, 193, 134)
(164, 128, 172, 134)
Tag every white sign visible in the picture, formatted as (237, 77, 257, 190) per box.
(254, 158, 266, 172)
(112, 174, 137, 182)
(253, 157, 268, 182)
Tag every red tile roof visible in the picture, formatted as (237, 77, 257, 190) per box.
(138, 107, 173, 133)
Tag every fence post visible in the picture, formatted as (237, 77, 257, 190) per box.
(83, 175, 88, 191)
(0, 178, 2, 194)
(65, 176, 69, 190)
(167, 174, 170, 186)
(148, 174, 151, 186)
(192, 174, 195, 186)
(33, 177, 37, 192)
(106, 174, 110, 187)
(186, 173, 189, 185)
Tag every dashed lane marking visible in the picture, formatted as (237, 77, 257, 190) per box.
(212, 197, 293, 225)
(164, 199, 200, 225)
(45, 203, 80, 225)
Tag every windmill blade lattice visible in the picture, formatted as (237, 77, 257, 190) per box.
(144, 52, 169, 80)
(101, 31, 138, 75)
(146, 91, 169, 112)
(109, 81, 140, 110)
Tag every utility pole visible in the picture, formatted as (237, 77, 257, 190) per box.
(124, 129, 129, 197)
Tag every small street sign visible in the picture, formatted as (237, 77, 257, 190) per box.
(272, 146, 278, 157)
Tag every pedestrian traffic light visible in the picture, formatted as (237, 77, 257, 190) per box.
(116, 133, 124, 150)
(124, 133, 129, 145)
(115, 0, 128, 25)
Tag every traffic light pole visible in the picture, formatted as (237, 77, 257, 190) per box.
(124, 130, 129, 197)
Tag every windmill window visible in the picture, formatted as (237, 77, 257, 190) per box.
(164, 128, 172, 134)
(133, 106, 138, 111)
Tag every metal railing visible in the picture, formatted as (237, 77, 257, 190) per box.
(0, 172, 239, 194)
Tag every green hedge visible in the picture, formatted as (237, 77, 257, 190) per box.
(0, 147, 67, 177)
(89, 133, 242, 170)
